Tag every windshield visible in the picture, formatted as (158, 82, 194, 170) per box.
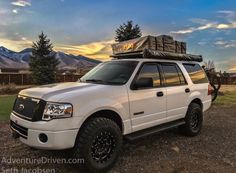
(80, 61, 138, 85)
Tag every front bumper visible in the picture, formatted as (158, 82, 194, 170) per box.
(19, 128, 78, 150)
(10, 113, 79, 150)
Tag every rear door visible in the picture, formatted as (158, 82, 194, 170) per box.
(160, 63, 189, 121)
(128, 62, 167, 132)
(183, 63, 211, 111)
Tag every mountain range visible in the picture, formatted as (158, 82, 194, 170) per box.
(0, 46, 101, 70)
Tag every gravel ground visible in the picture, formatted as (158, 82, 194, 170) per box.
(0, 105, 235, 173)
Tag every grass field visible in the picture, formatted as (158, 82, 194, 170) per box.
(0, 95, 16, 121)
(214, 85, 236, 106)
(0, 85, 235, 121)
(214, 91, 236, 106)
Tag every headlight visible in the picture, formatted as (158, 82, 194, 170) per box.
(43, 102, 73, 121)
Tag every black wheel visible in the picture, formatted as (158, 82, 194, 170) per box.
(74, 117, 122, 173)
(179, 103, 203, 136)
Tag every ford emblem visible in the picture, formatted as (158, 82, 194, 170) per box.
(18, 104, 25, 111)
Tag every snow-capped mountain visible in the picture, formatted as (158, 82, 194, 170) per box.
(0, 46, 101, 69)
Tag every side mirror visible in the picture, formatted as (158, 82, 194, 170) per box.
(132, 77, 153, 89)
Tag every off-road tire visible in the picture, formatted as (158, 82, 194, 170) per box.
(179, 103, 203, 136)
(74, 117, 122, 173)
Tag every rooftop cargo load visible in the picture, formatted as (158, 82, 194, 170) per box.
(111, 35, 202, 62)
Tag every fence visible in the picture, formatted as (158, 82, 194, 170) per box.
(0, 73, 83, 85)
(0, 73, 236, 85)
(220, 76, 236, 85)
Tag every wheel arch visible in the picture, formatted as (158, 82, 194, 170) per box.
(189, 98, 203, 110)
(77, 109, 124, 139)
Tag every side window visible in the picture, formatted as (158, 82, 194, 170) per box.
(183, 63, 208, 84)
(137, 64, 161, 88)
(161, 63, 186, 86)
(176, 66, 187, 85)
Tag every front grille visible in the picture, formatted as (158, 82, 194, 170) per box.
(10, 120, 28, 139)
(13, 95, 46, 121)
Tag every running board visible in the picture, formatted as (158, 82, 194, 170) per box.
(125, 119, 185, 141)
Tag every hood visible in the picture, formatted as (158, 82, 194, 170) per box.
(19, 82, 98, 100)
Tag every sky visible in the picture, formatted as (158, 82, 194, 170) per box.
(0, 0, 236, 72)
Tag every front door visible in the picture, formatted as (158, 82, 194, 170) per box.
(128, 63, 167, 132)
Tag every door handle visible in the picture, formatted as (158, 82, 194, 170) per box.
(185, 88, 190, 93)
(156, 91, 164, 97)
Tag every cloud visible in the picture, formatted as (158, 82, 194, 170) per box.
(55, 40, 115, 61)
(171, 10, 236, 34)
(0, 8, 24, 25)
(229, 66, 236, 72)
(214, 40, 236, 48)
(171, 21, 236, 34)
(215, 58, 236, 72)
(0, 37, 32, 51)
(0, 35, 114, 61)
(11, 1, 31, 14)
(0, 28, 32, 51)
(197, 41, 208, 46)
(11, 0, 31, 7)
(171, 22, 217, 34)
(227, 58, 236, 72)
(217, 10, 236, 17)
(190, 18, 210, 25)
(12, 9, 18, 14)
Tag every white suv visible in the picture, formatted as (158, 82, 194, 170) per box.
(10, 58, 211, 172)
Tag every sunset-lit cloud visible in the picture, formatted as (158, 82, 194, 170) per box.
(55, 40, 115, 61)
(228, 59, 236, 72)
(0, 30, 114, 61)
(229, 66, 236, 72)
(0, 37, 32, 51)
(215, 58, 236, 72)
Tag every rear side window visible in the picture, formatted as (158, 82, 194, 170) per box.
(161, 63, 187, 86)
(183, 63, 208, 84)
(138, 64, 161, 87)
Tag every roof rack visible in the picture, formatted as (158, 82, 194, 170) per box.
(111, 49, 203, 62)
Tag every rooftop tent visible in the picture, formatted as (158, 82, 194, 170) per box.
(111, 49, 203, 62)
(111, 35, 203, 62)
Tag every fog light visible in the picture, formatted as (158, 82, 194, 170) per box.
(39, 133, 48, 143)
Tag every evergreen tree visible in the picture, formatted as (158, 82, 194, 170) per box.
(115, 20, 142, 42)
(29, 32, 59, 85)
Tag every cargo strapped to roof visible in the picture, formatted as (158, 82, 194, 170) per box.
(111, 35, 203, 62)
(111, 49, 203, 62)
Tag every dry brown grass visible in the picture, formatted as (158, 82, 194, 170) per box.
(219, 85, 236, 93)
